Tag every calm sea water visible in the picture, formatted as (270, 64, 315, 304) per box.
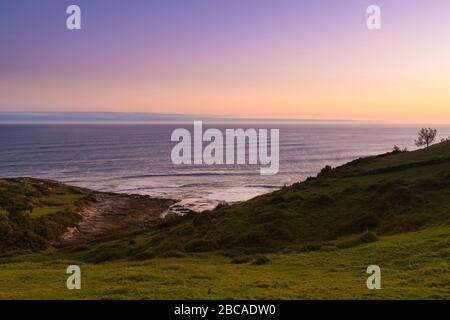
(1, 123, 449, 211)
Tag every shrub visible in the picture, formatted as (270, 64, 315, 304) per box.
(312, 194, 334, 205)
(318, 165, 333, 177)
(135, 250, 156, 261)
(232, 230, 269, 248)
(392, 145, 401, 153)
(84, 246, 130, 263)
(230, 256, 253, 264)
(251, 255, 271, 265)
(156, 213, 188, 229)
(414, 178, 443, 190)
(297, 243, 322, 252)
(157, 249, 186, 258)
(358, 231, 379, 243)
(268, 194, 284, 204)
(337, 214, 380, 236)
(384, 186, 415, 204)
(68, 245, 90, 252)
(154, 240, 185, 253)
(0, 215, 15, 246)
(215, 202, 229, 210)
(320, 245, 338, 252)
(184, 239, 218, 252)
(261, 222, 295, 242)
(379, 217, 426, 234)
(341, 185, 363, 196)
(255, 211, 281, 223)
(192, 214, 212, 227)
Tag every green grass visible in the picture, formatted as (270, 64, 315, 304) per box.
(0, 225, 448, 299)
(31, 206, 71, 218)
(29, 192, 85, 218)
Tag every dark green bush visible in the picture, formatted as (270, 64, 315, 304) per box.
(135, 250, 156, 261)
(317, 165, 333, 177)
(358, 231, 379, 243)
(155, 240, 184, 253)
(296, 243, 322, 252)
(157, 250, 186, 258)
(230, 256, 253, 264)
(232, 230, 269, 248)
(268, 194, 284, 204)
(192, 214, 212, 227)
(215, 202, 229, 210)
(312, 194, 334, 205)
(251, 255, 271, 265)
(337, 214, 380, 236)
(185, 239, 218, 252)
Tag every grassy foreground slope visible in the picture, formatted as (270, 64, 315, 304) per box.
(0, 225, 448, 299)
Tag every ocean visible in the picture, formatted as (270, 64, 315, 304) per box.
(1, 123, 449, 212)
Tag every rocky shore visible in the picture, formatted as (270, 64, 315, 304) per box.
(58, 191, 176, 247)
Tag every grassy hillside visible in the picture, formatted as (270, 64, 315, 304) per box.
(0, 178, 91, 252)
(77, 141, 450, 261)
(0, 142, 449, 299)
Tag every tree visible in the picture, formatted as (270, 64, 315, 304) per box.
(415, 128, 437, 148)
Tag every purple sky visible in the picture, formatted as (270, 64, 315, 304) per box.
(1, 0, 450, 122)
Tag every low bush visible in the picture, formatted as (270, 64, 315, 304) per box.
(312, 194, 334, 205)
(135, 250, 156, 261)
(337, 231, 379, 249)
(230, 256, 253, 264)
(156, 249, 187, 258)
(268, 194, 284, 205)
(232, 230, 269, 248)
(251, 255, 271, 265)
(337, 214, 380, 236)
(296, 243, 322, 252)
(185, 239, 218, 252)
(317, 165, 333, 177)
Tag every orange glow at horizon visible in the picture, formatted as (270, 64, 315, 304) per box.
(2, 64, 450, 124)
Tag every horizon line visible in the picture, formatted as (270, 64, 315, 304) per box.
(0, 111, 449, 125)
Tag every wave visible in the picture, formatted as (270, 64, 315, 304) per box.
(115, 184, 182, 191)
(115, 171, 260, 179)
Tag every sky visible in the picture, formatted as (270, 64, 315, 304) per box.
(1, 0, 450, 123)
